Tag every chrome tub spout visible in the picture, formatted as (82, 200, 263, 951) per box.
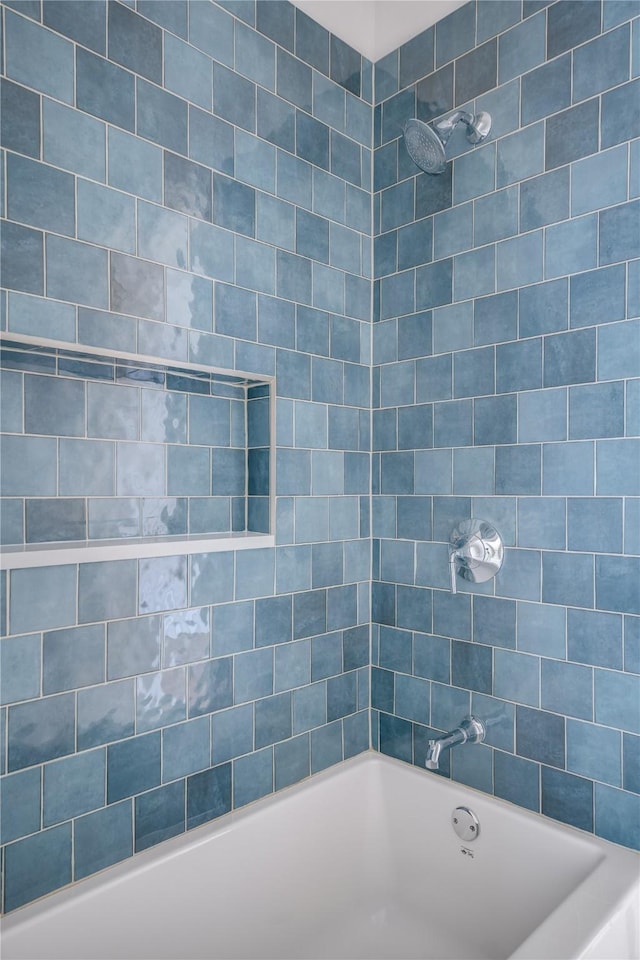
(425, 716, 485, 770)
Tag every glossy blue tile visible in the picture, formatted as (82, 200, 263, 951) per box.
(136, 667, 185, 733)
(602, 78, 640, 150)
(571, 264, 626, 329)
(568, 608, 623, 672)
(545, 214, 598, 280)
(495, 445, 541, 496)
(76, 47, 134, 130)
(524, 52, 572, 122)
(135, 780, 184, 853)
(570, 382, 624, 439)
(543, 440, 594, 496)
(595, 783, 640, 850)
(295, 6, 328, 73)
(8, 692, 75, 771)
(138, 556, 187, 615)
(596, 667, 640, 733)
(43, 624, 104, 695)
(600, 200, 640, 265)
(189, 0, 234, 64)
(234, 745, 273, 806)
(108, 127, 162, 202)
(623, 732, 640, 793)
(45, 235, 108, 310)
(78, 179, 135, 254)
(138, 0, 187, 36)
(4, 823, 72, 912)
(1, 78, 40, 160)
(77, 679, 134, 750)
(1, 767, 41, 843)
(108, 1, 161, 82)
(107, 731, 161, 803)
(0, 632, 41, 705)
(599, 321, 640, 383)
(543, 550, 594, 609)
(497, 231, 543, 291)
(75, 800, 132, 880)
(6, 10, 74, 104)
(516, 704, 565, 767)
(596, 554, 640, 615)
(8, 153, 75, 237)
(544, 328, 596, 387)
(137, 78, 187, 154)
(436, 1, 475, 67)
(455, 38, 497, 106)
(499, 10, 545, 83)
(542, 766, 593, 832)
(162, 716, 210, 782)
(567, 719, 621, 786)
(547, 0, 601, 58)
(518, 497, 566, 550)
(10, 564, 77, 635)
(107, 616, 161, 680)
(43, 0, 106, 53)
(186, 762, 231, 829)
(494, 751, 539, 812)
(497, 122, 545, 188)
(164, 34, 212, 111)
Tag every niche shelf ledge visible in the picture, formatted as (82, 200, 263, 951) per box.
(0, 532, 275, 570)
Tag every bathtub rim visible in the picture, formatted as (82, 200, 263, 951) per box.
(1, 750, 639, 960)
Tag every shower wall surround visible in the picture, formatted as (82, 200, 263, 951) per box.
(371, 0, 640, 851)
(0, 0, 372, 912)
(0, 0, 639, 919)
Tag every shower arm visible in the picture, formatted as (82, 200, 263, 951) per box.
(434, 110, 489, 146)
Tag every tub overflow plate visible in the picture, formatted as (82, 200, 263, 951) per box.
(451, 806, 479, 841)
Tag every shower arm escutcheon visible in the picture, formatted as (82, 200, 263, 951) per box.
(448, 519, 504, 595)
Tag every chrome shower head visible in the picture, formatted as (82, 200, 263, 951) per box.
(403, 110, 492, 175)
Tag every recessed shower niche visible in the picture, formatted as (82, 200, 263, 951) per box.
(0, 335, 274, 569)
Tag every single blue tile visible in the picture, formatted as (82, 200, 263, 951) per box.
(162, 717, 210, 782)
(543, 550, 594, 608)
(548, 0, 601, 58)
(43, 0, 106, 53)
(137, 0, 187, 35)
(43, 624, 104, 695)
(499, 10, 545, 83)
(275, 732, 310, 790)
(164, 33, 212, 110)
(545, 213, 598, 280)
(623, 732, 640, 793)
(0, 632, 41, 705)
(568, 719, 622, 786)
(595, 783, 640, 850)
(4, 823, 72, 911)
(76, 47, 134, 130)
(455, 37, 497, 106)
(107, 615, 161, 680)
(6, 10, 74, 103)
(596, 554, 640, 615)
(436, 1, 476, 67)
(497, 122, 545, 187)
(521, 53, 571, 125)
(497, 231, 543, 291)
(600, 200, 640, 265)
(542, 766, 593, 832)
(77, 679, 134, 750)
(295, 6, 328, 73)
(494, 649, 540, 706)
(164, 152, 211, 222)
(544, 327, 596, 387)
(189, 0, 234, 63)
(602, 78, 640, 149)
(571, 264, 626, 329)
(453, 246, 496, 302)
(518, 497, 566, 550)
(495, 445, 541, 495)
(8, 692, 75, 771)
(236, 548, 275, 600)
(189, 107, 234, 176)
(46, 235, 108, 309)
(596, 667, 640, 733)
(496, 339, 542, 395)
(1, 78, 40, 159)
(234, 745, 273, 806)
(570, 381, 624, 439)
(453, 143, 496, 205)
(8, 153, 75, 237)
(138, 556, 187, 615)
(277, 150, 312, 209)
(108, 1, 161, 82)
(107, 731, 161, 803)
(255, 691, 292, 748)
(78, 179, 135, 254)
(136, 667, 185, 733)
(546, 99, 599, 171)
(10, 565, 76, 635)
(0, 222, 43, 296)
(213, 63, 256, 133)
(494, 751, 539, 812)
(543, 439, 594, 495)
(1, 767, 41, 843)
(108, 127, 162, 202)
(135, 780, 184, 852)
(276, 252, 312, 306)
(137, 78, 187, 153)
(75, 800, 132, 880)
(516, 704, 565, 767)
(186, 762, 231, 830)
(520, 167, 570, 234)
(598, 320, 640, 382)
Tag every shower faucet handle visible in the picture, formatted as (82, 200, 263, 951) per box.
(448, 519, 504, 594)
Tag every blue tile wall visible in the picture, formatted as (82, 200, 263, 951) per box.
(2, 0, 639, 916)
(372, 0, 640, 856)
(0, 0, 371, 913)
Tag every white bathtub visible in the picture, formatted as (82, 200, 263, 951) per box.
(2, 753, 639, 960)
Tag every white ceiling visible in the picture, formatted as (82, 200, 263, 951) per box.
(291, 0, 469, 62)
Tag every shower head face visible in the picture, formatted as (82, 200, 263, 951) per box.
(403, 119, 446, 175)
